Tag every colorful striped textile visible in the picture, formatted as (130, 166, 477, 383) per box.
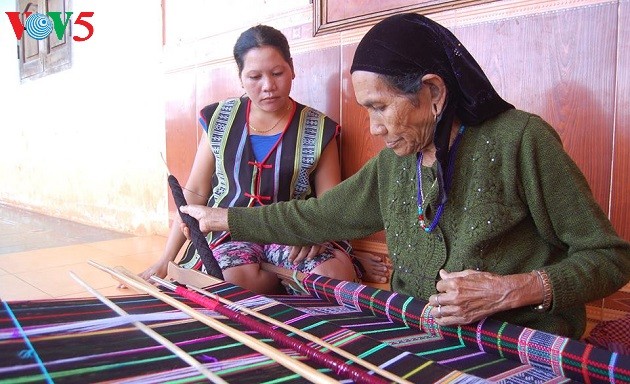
(1, 274, 628, 383)
(299, 274, 630, 384)
(0, 283, 477, 383)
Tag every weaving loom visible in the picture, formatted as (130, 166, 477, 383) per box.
(1, 262, 629, 383)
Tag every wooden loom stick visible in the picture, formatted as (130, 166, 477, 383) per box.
(87, 260, 339, 384)
(150, 275, 389, 384)
(68, 271, 228, 384)
(168, 262, 412, 384)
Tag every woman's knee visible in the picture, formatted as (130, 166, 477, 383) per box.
(222, 264, 283, 294)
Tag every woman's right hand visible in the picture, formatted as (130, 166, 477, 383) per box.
(429, 269, 542, 326)
(179, 205, 229, 233)
(123, 260, 169, 289)
(138, 260, 169, 282)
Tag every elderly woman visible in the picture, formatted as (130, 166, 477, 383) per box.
(180, 13, 630, 339)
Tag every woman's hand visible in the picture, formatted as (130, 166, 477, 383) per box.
(428, 269, 541, 326)
(138, 261, 169, 282)
(288, 245, 327, 265)
(120, 260, 169, 289)
(180, 221, 192, 240)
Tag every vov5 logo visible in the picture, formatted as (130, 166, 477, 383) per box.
(6, 10, 94, 41)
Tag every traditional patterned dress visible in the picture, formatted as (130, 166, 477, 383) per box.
(179, 96, 351, 273)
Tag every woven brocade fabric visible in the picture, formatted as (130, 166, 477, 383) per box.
(300, 274, 630, 384)
(0, 291, 468, 383)
(1, 274, 628, 383)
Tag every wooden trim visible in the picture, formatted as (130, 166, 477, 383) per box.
(313, 0, 497, 37)
(586, 304, 629, 323)
(433, 0, 615, 26)
(350, 239, 389, 256)
(165, 0, 612, 74)
(335, 0, 615, 44)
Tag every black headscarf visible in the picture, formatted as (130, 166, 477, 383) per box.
(350, 13, 513, 204)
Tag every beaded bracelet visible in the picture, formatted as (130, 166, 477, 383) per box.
(532, 269, 552, 313)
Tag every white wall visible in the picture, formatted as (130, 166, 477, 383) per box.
(0, 0, 311, 235)
(0, 0, 168, 235)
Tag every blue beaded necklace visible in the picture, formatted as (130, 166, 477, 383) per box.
(416, 124, 466, 233)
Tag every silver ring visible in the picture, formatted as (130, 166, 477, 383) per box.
(437, 305, 442, 318)
(435, 293, 441, 306)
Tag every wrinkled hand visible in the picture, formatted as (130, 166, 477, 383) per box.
(428, 269, 523, 326)
(288, 244, 326, 265)
(179, 205, 229, 233)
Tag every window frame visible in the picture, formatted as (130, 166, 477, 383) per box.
(16, 0, 72, 82)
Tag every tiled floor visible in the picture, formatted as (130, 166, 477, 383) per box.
(0, 203, 132, 254)
(0, 204, 169, 301)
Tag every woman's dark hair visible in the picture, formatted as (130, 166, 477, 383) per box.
(381, 73, 424, 106)
(233, 25, 292, 75)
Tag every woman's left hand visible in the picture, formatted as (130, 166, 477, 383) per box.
(429, 269, 539, 326)
(288, 245, 326, 265)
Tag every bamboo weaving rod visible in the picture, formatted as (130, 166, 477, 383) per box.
(87, 260, 339, 384)
(168, 262, 413, 384)
(68, 271, 227, 384)
(150, 275, 388, 384)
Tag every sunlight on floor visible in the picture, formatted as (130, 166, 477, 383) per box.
(0, 236, 169, 301)
(0, 204, 169, 301)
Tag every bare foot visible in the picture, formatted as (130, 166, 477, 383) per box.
(352, 251, 392, 284)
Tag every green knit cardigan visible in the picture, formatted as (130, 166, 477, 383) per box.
(229, 109, 630, 339)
